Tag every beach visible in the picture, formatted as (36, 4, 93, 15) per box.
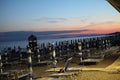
(1, 46, 120, 80)
(32, 46, 120, 80)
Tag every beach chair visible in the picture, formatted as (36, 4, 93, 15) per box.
(47, 57, 82, 72)
(46, 57, 73, 73)
(49, 57, 80, 77)
(58, 57, 72, 73)
(47, 57, 83, 77)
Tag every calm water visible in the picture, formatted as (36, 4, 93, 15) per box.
(0, 35, 107, 50)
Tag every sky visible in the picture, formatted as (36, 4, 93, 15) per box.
(0, 0, 120, 34)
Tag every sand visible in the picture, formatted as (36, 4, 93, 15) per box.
(34, 46, 120, 80)
(2, 46, 120, 80)
(65, 71, 120, 80)
(65, 46, 120, 80)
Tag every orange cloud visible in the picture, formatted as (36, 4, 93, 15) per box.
(79, 21, 120, 34)
(29, 21, 120, 35)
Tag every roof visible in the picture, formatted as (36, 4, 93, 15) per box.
(107, 0, 120, 13)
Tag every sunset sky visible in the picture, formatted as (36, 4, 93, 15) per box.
(0, 0, 120, 34)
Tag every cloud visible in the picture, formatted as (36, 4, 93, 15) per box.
(34, 17, 67, 23)
(48, 29, 93, 36)
(33, 17, 89, 24)
(82, 21, 120, 28)
(69, 17, 88, 23)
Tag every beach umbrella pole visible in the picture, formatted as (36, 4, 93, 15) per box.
(0, 54, 3, 73)
(37, 47, 40, 63)
(52, 44, 57, 71)
(27, 48, 33, 80)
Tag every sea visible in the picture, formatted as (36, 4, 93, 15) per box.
(0, 34, 108, 51)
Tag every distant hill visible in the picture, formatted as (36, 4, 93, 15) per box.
(109, 32, 120, 35)
(0, 30, 107, 42)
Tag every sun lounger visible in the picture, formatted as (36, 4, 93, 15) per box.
(48, 57, 81, 77)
